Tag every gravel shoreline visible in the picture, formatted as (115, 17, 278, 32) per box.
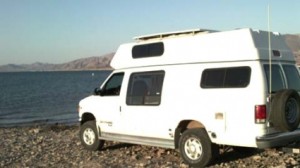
(1, 124, 300, 167)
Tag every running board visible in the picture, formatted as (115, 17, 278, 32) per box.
(99, 132, 175, 149)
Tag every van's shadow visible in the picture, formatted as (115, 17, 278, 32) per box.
(102, 142, 136, 151)
(210, 148, 264, 166)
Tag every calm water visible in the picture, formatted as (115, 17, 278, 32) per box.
(0, 71, 111, 127)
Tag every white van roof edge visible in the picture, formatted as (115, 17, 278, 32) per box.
(134, 28, 218, 41)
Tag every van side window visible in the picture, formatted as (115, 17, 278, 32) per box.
(264, 65, 285, 92)
(201, 67, 251, 88)
(132, 42, 164, 58)
(127, 71, 165, 105)
(101, 73, 124, 96)
(282, 65, 300, 91)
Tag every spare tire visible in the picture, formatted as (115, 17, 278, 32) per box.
(270, 89, 300, 132)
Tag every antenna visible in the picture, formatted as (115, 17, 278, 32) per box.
(268, 4, 272, 95)
(267, 4, 273, 128)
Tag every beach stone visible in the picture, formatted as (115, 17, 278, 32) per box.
(30, 128, 40, 134)
(252, 155, 262, 162)
(2, 124, 300, 167)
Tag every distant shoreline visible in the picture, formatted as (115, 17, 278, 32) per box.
(0, 54, 115, 72)
(0, 68, 113, 73)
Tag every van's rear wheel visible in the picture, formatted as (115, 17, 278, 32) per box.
(179, 128, 217, 167)
(80, 121, 104, 151)
(271, 89, 300, 132)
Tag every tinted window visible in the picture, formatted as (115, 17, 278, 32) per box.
(201, 69, 225, 88)
(282, 65, 300, 91)
(101, 73, 124, 96)
(201, 67, 251, 88)
(132, 42, 164, 58)
(127, 71, 164, 105)
(264, 65, 285, 92)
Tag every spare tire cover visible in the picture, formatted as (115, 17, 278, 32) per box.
(270, 89, 300, 132)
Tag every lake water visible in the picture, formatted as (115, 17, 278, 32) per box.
(0, 71, 111, 127)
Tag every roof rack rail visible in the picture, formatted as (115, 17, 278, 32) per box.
(134, 28, 218, 41)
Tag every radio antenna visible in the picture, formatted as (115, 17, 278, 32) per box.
(267, 4, 273, 128)
(268, 4, 272, 94)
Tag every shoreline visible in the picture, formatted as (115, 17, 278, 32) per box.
(0, 120, 79, 128)
(1, 124, 299, 167)
(0, 69, 113, 73)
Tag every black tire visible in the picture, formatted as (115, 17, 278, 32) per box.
(271, 89, 300, 132)
(179, 128, 218, 167)
(80, 121, 105, 151)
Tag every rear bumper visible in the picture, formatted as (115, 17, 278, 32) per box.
(256, 129, 300, 149)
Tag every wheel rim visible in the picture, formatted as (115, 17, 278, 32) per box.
(184, 137, 203, 160)
(285, 97, 299, 124)
(83, 128, 96, 145)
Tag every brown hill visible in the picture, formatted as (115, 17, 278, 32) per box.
(285, 34, 300, 65)
(53, 53, 114, 71)
(0, 53, 114, 72)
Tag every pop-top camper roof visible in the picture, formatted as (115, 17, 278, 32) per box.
(133, 28, 218, 41)
(111, 28, 295, 69)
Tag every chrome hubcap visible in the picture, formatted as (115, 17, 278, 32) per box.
(83, 128, 95, 145)
(184, 137, 203, 160)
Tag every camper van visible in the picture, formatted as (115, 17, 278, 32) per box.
(78, 28, 300, 167)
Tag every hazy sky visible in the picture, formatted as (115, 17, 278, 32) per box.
(0, 0, 299, 65)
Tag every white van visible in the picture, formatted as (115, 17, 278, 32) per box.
(78, 28, 300, 167)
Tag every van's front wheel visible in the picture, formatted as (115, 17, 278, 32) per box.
(80, 121, 104, 151)
(179, 128, 217, 167)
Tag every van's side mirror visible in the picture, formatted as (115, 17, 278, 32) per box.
(94, 88, 102, 95)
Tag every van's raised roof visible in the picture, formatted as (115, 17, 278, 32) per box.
(111, 28, 294, 70)
(134, 28, 218, 41)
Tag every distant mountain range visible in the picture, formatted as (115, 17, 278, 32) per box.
(1, 34, 300, 72)
(0, 53, 114, 72)
(285, 34, 300, 65)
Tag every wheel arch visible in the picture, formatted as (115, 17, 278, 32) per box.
(80, 112, 96, 125)
(174, 120, 205, 149)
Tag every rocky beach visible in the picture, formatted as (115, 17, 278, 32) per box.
(1, 124, 300, 168)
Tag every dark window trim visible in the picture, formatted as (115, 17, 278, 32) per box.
(132, 42, 164, 58)
(263, 64, 286, 93)
(264, 64, 300, 92)
(101, 72, 124, 96)
(200, 66, 251, 89)
(282, 64, 300, 91)
(126, 70, 165, 106)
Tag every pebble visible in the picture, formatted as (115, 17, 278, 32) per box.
(1, 124, 300, 167)
(252, 155, 262, 162)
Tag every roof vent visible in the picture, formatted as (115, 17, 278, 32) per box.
(272, 50, 281, 57)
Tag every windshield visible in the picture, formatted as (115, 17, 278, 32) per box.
(264, 64, 300, 92)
